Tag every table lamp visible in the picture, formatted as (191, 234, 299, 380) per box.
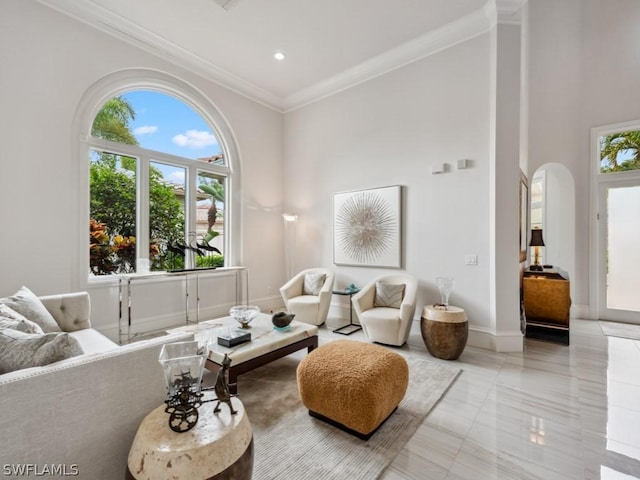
(529, 227, 545, 271)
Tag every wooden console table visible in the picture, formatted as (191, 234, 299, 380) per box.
(522, 267, 571, 345)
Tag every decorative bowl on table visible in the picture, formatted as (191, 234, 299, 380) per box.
(272, 312, 295, 331)
(229, 305, 260, 329)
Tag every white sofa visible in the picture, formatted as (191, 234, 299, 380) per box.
(0, 291, 191, 479)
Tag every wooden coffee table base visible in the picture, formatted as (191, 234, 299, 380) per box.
(206, 335, 318, 394)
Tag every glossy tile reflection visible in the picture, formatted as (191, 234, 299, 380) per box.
(321, 318, 640, 479)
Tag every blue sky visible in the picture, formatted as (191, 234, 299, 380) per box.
(123, 90, 221, 160)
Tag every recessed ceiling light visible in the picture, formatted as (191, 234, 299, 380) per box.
(274, 51, 286, 61)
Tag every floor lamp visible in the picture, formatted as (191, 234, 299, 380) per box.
(282, 213, 298, 279)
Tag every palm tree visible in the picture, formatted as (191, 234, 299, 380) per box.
(600, 130, 640, 172)
(91, 97, 138, 145)
(199, 181, 225, 231)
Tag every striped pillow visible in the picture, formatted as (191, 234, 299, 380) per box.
(374, 282, 405, 308)
(303, 273, 326, 295)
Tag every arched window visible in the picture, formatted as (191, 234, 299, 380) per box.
(75, 70, 240, 282)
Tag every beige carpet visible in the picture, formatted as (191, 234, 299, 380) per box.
(234, 352, 460, 480)
(600, 320, 640, 341)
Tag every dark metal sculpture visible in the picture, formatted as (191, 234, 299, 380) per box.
(164, 372, 204, 433)
(213, 354, 237, 415)
(163, 355, 237, 433)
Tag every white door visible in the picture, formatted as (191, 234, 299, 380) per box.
(597, 179, 640, 323)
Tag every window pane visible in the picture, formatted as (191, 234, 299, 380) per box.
(122, 90, 224, 163)
(196, 171, 225, 268)
(607, 185, 640, 312)
(89, 150, 138, 275)
(600, 130, 640, 173)
(150, 162, 186, 271)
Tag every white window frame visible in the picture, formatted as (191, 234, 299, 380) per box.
(72, 69, 242, 289)
(89, 138, 230, 271)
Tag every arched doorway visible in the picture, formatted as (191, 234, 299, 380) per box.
(530, 163, 576, 300)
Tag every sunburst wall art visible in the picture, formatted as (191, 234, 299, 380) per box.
(333, 185, 401, 267)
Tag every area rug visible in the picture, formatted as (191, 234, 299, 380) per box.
(600, 320, 640, 341)
(236, 353, 460, 480)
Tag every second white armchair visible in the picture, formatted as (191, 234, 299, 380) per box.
(352, 274, 418, 346)
(280, 268, 335, 326)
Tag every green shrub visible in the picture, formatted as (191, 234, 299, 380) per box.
(196, 255, 224, 268)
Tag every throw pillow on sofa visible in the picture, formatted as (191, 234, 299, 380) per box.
(0, 329, 83, 374)
(0, 286, 61, 333)
(0, 304, 45, 334)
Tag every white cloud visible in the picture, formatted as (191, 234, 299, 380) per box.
(133, 125, 158, 135)
(168, 171, 185, 184)
(172, 130, 218, 149)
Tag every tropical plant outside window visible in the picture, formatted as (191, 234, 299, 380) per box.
(600, 130, 640, 173)
(89, 91, 228, 276)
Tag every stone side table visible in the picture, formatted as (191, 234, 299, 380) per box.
(420, 305, 468, 360)
(127, 397, 253, 480)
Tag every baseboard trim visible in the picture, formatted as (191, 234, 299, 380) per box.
(468, 326, 523, 352)
(572, 304, 590, 320)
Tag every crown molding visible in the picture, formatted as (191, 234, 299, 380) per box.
(282, 5, 494, 112)
(38, 0, 507, 113)
(37, 0, 284, 111)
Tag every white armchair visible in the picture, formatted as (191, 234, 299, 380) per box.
(352, 274, 418, 346)
(280, 268, 335, 326)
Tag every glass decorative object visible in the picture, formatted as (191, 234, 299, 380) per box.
(158, 341, 206, 432)
(229, 305, 260, 329)
(436, 277, 455, 309)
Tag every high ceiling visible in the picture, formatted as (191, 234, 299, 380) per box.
(38, 0, 523, 111)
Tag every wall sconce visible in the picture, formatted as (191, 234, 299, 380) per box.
(529, 227, 545, 271)
(282, 213, 298, 279)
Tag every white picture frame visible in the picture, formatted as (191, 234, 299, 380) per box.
(333, 185, 402, 267)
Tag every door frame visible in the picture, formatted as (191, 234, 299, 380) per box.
(590, 120, 640, 322)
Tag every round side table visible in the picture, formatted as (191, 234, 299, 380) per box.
(420, 305, 468, 360)
(127, 397, 253, 480)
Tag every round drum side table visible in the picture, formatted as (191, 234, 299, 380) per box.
(420, 305, 468, 360)
(127, 397, 253, 480)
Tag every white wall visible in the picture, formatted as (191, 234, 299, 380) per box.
(527, 0, 640, 315)
(0, 0, 284, 338)
(283, 35, 500, 346)
(493, 23, 523, 350)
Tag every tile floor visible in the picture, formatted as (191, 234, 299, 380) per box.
(320, 316, 640, 480)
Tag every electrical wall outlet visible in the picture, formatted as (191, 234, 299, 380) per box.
(465, 254, 478, 265)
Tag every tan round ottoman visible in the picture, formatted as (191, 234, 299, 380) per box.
(296, 339, 408, 440)
(421, 305, 468, 360)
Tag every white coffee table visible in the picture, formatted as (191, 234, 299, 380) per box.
(170, 313, 318, 393)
